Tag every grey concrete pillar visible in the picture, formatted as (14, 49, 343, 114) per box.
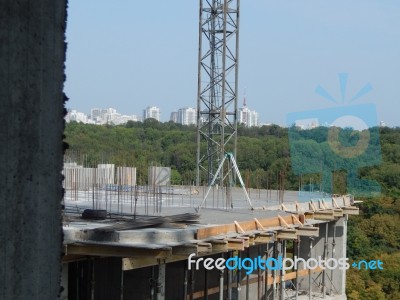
(0, 1, 67, 299)
(332, 217, 347, 295)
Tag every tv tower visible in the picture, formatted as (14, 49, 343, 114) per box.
(195, 0, 240, 187)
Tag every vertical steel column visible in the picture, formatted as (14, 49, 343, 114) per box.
(220, 0, 227, 195)
(204, 268, 209, 300)
(330, 222, 336, 296)
(234, 0, 240, 163)
(295, 238, 300, 300)
(196, 0, 203, 186)
(246, 248, 250, 300)
(309, 238, 313, 300)
(190, 268, 195, 300)
(258, 246, 262, 299)
(264, 249, 269, 300)
(184, 264, 188, 300)
(272, 241, 277, 300)
(91, 259, 95, 300)
(280, 241, 285, 300)
(157, 263, 166, 300)
(237, 250, 241, 299)
(228, 251, 233, 299)
(323, 223, 329, 298)
(120, 267, 124, 300)
(219, 270, 224, 300)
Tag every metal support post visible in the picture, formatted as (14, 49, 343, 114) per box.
(309, 238, 313, 300)
(157, 262, 166, 300)
(219, 270, 224, 300)
(323, 223, 329, 298)
(330, 222, 336, 296)
(280, 240, 285, 300)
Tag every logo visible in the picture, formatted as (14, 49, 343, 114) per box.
(286, 73, 381, 198)
(188, 254, 383, 275)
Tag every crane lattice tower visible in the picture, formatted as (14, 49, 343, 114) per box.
(196, 0, 240, 186)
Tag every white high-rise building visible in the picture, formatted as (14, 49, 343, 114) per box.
(170, 112, 178, 123)
(112, 114, 139, 125)
(90, 108, 119, 124)
(238, 97, 259, 127)
(65, 110, 89, 123)
(177, 107, 197, 125)
(143, 106, 160, 121)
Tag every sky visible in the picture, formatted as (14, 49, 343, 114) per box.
(65, 0, 400, 126)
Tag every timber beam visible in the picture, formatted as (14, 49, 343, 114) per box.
(277, 229, 297, 240)
(196, 214, 299, 240)
(210, 240, 228, 252)
(226, 238, 247, 251)
(343, 206, 359, 215)
(313, 210, 335, 220)
(254, 232, 275, 244)
(66, 243, 172, 258)
(296, 226, 319, 237)
(172, 242, 212, 256)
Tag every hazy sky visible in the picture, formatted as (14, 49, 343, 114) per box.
(65, 0, 400, 126)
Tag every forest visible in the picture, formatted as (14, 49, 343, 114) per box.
(64, 120, 400, 299)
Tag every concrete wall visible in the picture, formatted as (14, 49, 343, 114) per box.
(0, 1, 66, 299)
(298, 218, 347, 297)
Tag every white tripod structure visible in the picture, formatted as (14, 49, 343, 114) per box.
(196, 152, 253, 212)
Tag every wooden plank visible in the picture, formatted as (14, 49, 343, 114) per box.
(123, 255, 187, 271)
(304, 212, 314, 219)
(158, 222, 188, 229)
(226, 238, 245, 251)
(62, 254, 87, 263)
(254, 218, 266, 230)
(210, 240, 228, 252)
(309, 201, 318, 212)
(333, 208, 344, 217)
(296, 226, 319, 237)
(332, 197, 340, 208)
(234, 221, 246, 234)
(343, 206, 359, 215)
(313, 210, 335, 220)
(277, 229, 297, 240)
(291, 215, 303, 226)
(266, 267, 323, 285)
(237, 234, 254, 246)
(172, 244, 199, 256)
(198, 242, 212, 254)
(248, 235, 255, 246)
(66, 243, 172, 258)
(278, 215, 290, 227)
(254, 232, 274, 244)
(196, 215, 297, 240)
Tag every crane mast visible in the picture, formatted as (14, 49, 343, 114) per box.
(196, 0, 240, 190)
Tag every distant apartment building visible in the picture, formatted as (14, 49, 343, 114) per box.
(90, 108, 118, 124)
(238, 106, 259, 127)
(143, 106, 160, 121)
(178, 107, 197, 125)
(65, 109, 89, 123)
(170, 112, 178, 123)
(112, 114, 140, 125)
(65, 106, 150, 125)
